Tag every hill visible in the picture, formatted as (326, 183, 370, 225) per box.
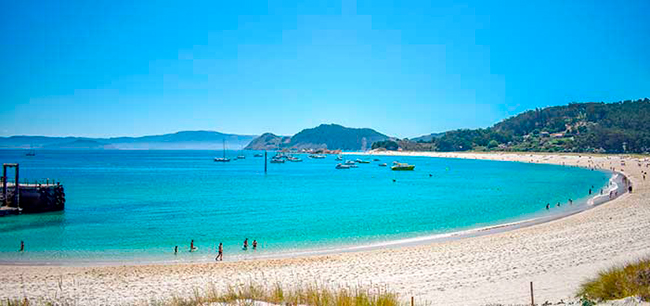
(243, 133, 290, 150)
(0, 131, 257, 150)
(245, 124, 389, 151)
(373, 98, 650, 154)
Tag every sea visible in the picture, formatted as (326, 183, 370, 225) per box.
(0, 150, 611, 264)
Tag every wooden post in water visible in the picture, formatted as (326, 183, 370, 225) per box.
(264, 151, 267, 173)
(530, 281, 534, 306)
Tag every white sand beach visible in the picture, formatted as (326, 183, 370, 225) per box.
(1, 152, 649, 305)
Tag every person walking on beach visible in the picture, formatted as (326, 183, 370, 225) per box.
(215, 243, 223, 261)
(243, 238, 249, 250)
(252, 240, 258, 250)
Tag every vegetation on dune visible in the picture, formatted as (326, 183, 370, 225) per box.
(2, 282, 401, 306)
(373, 98, 650, 154)
(577, 258, 650, 303)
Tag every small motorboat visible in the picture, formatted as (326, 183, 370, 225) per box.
(335, 163, 351, 169)
(356, 159, 370, 164)
(236, 155, 246, 159)
(335, 155, 343, 161)
(270, 158, 285, 164)
(391, 163, 415, 171)
(214, 157, 231, 162)
(309, 154, 326, 159)
(373, 158, 380, 162)
(254, 153, 264, 157)
(288, 157, 303, 162)
(378, 163, 387, 167)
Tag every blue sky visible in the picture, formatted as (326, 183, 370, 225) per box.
(1, 0, 648, 138)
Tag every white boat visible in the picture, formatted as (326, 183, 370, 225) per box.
(356, 159, 370, 164)
(254, 153, 263, 157)
(391, 162, 415, 171)
(335, 155, 343, 161)
(288, 157, 303, 162)
(270, 158, 285, 164)
(236, 155, 246, 159)
(378, 163, 387, 167)
(335, 163, 350, 169)
(214, 140, 231, 162)
(309, 154, 326, 159)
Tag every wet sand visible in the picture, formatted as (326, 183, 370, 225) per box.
(1, 152, 649, 305)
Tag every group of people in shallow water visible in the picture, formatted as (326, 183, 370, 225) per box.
(546, 198, 573, 210)
(173, 238, 258, 261)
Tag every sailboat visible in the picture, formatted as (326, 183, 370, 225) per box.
(214, 139, 231, 162)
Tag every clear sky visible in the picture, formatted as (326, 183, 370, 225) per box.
(1, 0, 648, 138)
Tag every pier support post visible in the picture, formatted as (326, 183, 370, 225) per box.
(264, 151, 267, 173)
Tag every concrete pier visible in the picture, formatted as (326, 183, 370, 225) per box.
(1, 163, 65, 215)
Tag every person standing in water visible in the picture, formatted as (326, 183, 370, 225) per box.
(546, 203, 550, 210)
(215, 243, 223, 261)
(569, 199, 573, 205)
(19, 241, 24, 252)
(252, 240, 257, 250)
(243, 238, 249, 250)
(174, 246, 178, 255)
(190, 240, 196, 252)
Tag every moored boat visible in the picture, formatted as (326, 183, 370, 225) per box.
(270, 158, 285, 163)
(309, 154, 326, 159)
(356, 159, 370, 164)
(214, 139, 231, 162)
(335, 163, 350, 169)
(391, 163, 415, 171)
(378, 163, 387, 167)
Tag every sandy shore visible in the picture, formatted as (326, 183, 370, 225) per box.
(2, 152, 649, 305)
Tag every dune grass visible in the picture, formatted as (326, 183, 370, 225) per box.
(157, 282, 400, 306)
(577, 258, 650, 302)
(3, 282, 401, 306)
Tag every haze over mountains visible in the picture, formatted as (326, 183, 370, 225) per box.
(0, 131, 257, 150)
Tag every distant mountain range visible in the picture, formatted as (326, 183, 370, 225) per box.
(0, 131, 257, 150)
(245, 124, 389, 151)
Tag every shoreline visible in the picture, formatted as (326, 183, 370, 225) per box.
(0, 154, 621, 267)
(1, 152, 648, 305)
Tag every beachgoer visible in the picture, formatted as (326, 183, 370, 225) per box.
(392, 179, 396, 183)
(19, 241, 24, 252)
(252, 240, 257, 250)
(629, 186, 633, 193)
(556, 202, 560, 207)
(243, 238, 248, 250)
(174, 246, 178, 255)
(190, 240, 195, 252)
(216, 243, 223, 261)
(589, 188, 592, 195)
(569, 199, 573, 205)
(546, 203, 550, 210)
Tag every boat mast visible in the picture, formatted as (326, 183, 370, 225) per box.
(222, 139, 226, 159)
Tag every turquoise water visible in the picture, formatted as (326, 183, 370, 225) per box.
(0, 150, 610, 263)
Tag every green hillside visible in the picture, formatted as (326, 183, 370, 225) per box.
(375, 98, 650, 154)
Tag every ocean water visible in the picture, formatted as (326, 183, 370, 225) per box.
(0, 150, 610, 263)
